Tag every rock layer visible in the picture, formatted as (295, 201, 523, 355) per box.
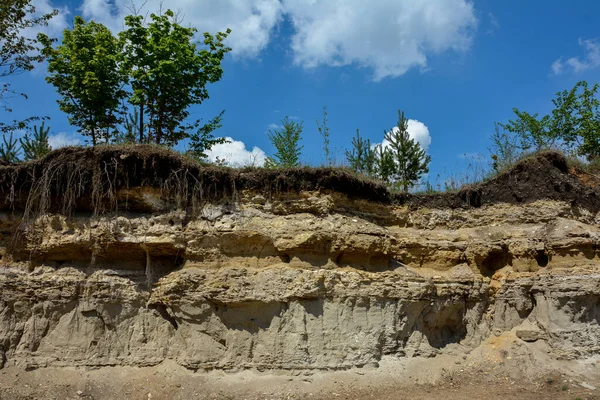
(0, 192, 598, 371)
(0, 148, 599, 371)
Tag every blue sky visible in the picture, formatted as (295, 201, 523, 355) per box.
(3, 0, 600, 182)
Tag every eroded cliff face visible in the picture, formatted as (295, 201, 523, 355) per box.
(0, 148, 598, 372)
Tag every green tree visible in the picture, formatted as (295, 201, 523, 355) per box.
(554, 81, 600, 159)
(316, 106, 331, 166)
(0, 131, 20, 163)
(373, 144, 395, 183)
(40, 17, 126, 145)
(385, 110, 431, 192)
(266, 117, 304, 168)
(499, 110, 555, 152)
(0, 0, 57, 132)
(499, 81, 600, 160)
(345, 128, 375, 174)
(120, 9, 231, 146)
(187, 110, 229, 159)
(116, 109, 141, 144)
(20, 121, 51, 160)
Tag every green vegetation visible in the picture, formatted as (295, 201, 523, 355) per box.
(0, 132, 20, 163)
(0, 0, 57, 109)
(384, 110, 431, 191)
(266, 117, 304, 168)
(118, 109, 141, 145)
(345, 110, 430, 192)
(187, 111, 229, 159)
(39, 9, 230, 150)
(373, 143, 394, 183)
(20, 122, 51, 160)
(40, 17, 126, 146)
(316, 106, 331, 166)
(2, 0, 600, 199)
(120, 10, 231, 146)
(0, 0, 57, 133)
(345, 129, 374, 174)
(493, 80, 600, 170)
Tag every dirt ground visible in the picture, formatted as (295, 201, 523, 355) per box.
(0, 360, 597, 400)
(1, 337, 598, 400)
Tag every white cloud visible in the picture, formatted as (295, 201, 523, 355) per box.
(374, 119, 432, 152)
(487, 12, 500, 34)
(283, 0, 478, 80)
(78, 0, 477, 79)
(24, 0, 69, 39)
(551, 58, 564, 75)
(80, 0, 283, 58)
(204, 137, 266, 167)
(20, 0, 69, 75)
(551, 38, 600, 75)
(48, 132, 81, 149)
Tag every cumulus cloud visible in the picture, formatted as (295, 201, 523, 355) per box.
(551, 58, 564, 75)
(20, 0, 69, 74)
(48, 132, 81, 149)
(22, 0, 69, 40)
(80, 0, 283, 58)
(376, 119, 432, 152)
(204, 137, 266, 167)
(283, 0, 478, 80)
(78, 0, 477, 79)
(551, 38, 600, 75)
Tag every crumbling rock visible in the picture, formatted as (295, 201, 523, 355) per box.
(0, 147, 598, 371)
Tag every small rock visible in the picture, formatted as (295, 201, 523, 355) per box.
(580, 382, 596, 390)
(76, 390, 84, 396)
(251, 195, 266, 205)
(515, 320, 545, 342)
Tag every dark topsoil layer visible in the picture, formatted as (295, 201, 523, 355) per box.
(0, 145, 598, 215)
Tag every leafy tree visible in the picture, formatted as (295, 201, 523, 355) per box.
(384, 110, 431, 192)
(0, 0, 57, 132)
(499, 81, 600, 160)
(20, 121, 51, 160)
(499, 110, 555, 152)
(0, 131, 20, 163)
(265, 117, 304, 168)
(554, 81, 600, 159)
(316, 106, 331, 166)
(40, 17, 126, 146)
(120, 9, 231, 146)
(187, 110, 229, 159)
(345, 129, 375, 174)
(0, 0, 57, 108)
